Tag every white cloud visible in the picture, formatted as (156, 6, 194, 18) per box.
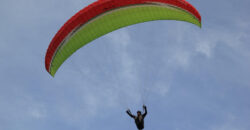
(195, 41, 215, 58)
(105, 29, 138, 86)
(194, 27, 250, 60)
(105, 29, 143, 105)
(172, 49, 192, 68)
(151, 81, 170, 96)
(29, 107, 47, 119)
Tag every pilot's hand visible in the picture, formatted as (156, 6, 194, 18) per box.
(143, 105, 146, 109)
(126, 109, 131, 113)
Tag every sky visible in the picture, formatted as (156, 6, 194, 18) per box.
(0, 0, 250, 130)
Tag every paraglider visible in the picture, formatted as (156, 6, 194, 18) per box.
(45, 0, 201, 129)
(127, 105, 147, 130)
(45, 0, 201, 76)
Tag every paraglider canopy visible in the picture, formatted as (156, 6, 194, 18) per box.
(45, 0, 201, 76)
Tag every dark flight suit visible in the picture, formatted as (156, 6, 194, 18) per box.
(127, 106, 147, 130)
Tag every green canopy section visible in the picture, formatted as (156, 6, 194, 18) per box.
(50, 4, 201, 76)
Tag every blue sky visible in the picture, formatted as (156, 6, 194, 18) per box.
(0, 0, 250, 130)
